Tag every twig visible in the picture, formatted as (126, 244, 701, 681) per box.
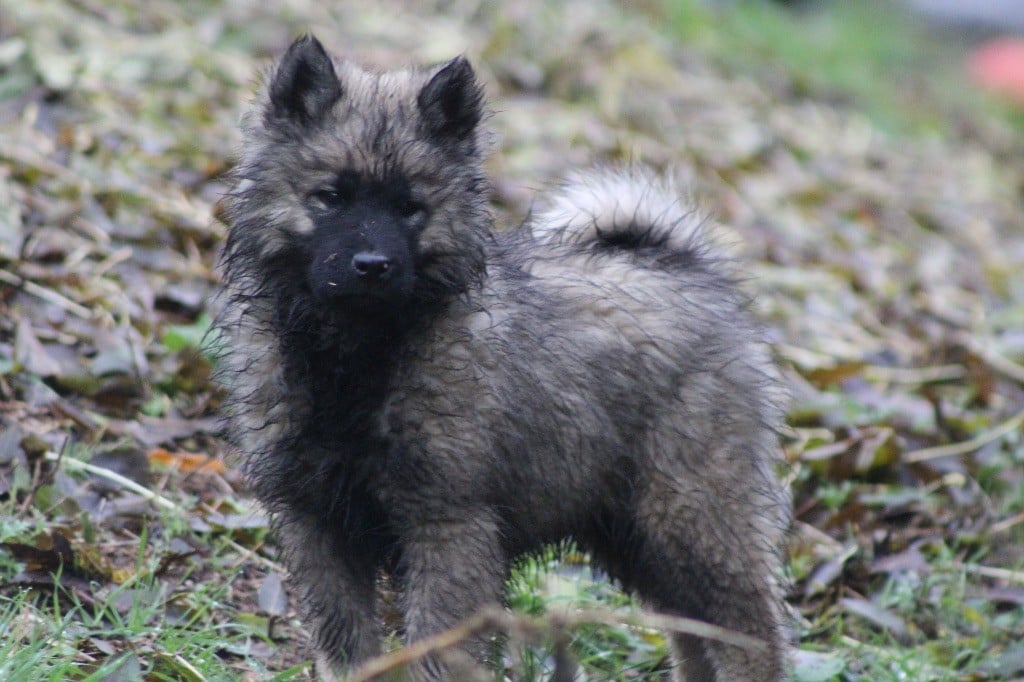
(861, 363, 965, 385)
(568, 607, 769, 651)
(44, 451, 286, 572)
(0, 269, 93, 319)
(954, 562, 1024, 584)
(153, 652, 207, 682)
(43, 450, 181, 512)
(225, 537, 288, 574)
(958, 334, 1024, 385)
(347, 607, 506, 682)
(989, 511, 1024, 536)
(346, 604, 768, 682)
(903, 407, 1024, 463)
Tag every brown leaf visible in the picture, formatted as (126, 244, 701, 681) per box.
(147, 447, 226, 474)
(0, 529, 74, 572)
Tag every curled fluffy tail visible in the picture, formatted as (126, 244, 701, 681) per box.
(531, 166, 718, 259)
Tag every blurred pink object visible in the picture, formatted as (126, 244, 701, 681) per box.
(968, 38, 1024, 104)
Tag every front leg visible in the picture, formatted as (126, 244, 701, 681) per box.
(274, 512, 381, 681)
(398, 513, 509, 681)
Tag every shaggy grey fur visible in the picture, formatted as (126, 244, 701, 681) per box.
(215, 34, 791, 681)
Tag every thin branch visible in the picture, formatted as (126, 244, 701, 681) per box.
(44, 450, 181, 511)
(861, 363, 965, 385)
(954, 561, 1024, 584)
(958, 334, 1024, 385)
(347, 607, 506, 682)
(904, 407, 1024, 463)
(346, 604, 768, 682)
(568, 607, 769, 651)
(0, 269, 93, 319)
(225, 537, 288, 574)
(44, 451, 285, 572)
(989, 511, 1024, 536)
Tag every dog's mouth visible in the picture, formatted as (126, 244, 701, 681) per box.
(309, 275, 415, 314)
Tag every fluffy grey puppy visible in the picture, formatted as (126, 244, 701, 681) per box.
(215, 34, 790, 682)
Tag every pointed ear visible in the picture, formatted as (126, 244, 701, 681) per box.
(417, 57, 484, 142)
(268, 35, 342, 125)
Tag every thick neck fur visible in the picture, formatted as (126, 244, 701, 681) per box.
(272, 280, 413, 443)
(243, 269, 415, 534)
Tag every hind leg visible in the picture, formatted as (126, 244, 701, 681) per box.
(630, 478, 789, 682)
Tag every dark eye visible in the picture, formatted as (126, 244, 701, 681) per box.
(310, 188, 342, 206)
(400, 198, 427, 222)
(309, 171, 361, 209)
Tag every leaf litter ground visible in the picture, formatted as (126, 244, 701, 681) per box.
(1, 0, 1023, 680)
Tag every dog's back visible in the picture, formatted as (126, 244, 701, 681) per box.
(381, 166, 791, 681)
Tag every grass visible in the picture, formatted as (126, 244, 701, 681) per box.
(660, 0, 1014, 134)
(504, 547, 669, 680)
(0, 586, 282, 682)
(0, 435, 301, 680)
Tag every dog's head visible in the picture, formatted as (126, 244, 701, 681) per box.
(225, 35, 491, 312)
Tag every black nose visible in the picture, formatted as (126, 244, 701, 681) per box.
(351, 252, 394, 281)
